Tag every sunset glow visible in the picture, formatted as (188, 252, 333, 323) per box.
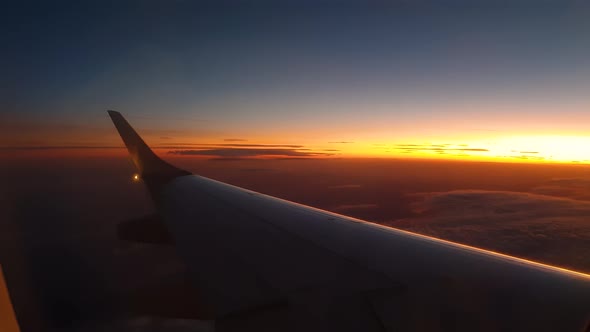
(3, 2, 590, 166)
(4, 130, 590, 165)
(154, 133, 590, 164)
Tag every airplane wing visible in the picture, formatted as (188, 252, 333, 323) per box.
(108, 110, 590, 332)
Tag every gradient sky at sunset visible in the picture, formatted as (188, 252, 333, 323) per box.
(3, 1, 590, 162)
(3, 3, 590, 330)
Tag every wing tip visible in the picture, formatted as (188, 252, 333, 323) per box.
(106, 110, 191, 180)
(107, 110, 123, 121)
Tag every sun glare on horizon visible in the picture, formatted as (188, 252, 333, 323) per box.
(321, 134, 590, 164)
(486, 135, 590, 163)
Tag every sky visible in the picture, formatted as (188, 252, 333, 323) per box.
(3, 0, 590, 163)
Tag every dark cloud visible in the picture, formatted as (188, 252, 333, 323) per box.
(456, 148, 488, 152)
(333, 203, 378, 211)
(512, 150, 539, 154)
(0, 146, 123, 150)
(329, 184, 362, 189)
(393, 144, 489, 153)
(159, 136, 172, 140)
(392, 189, 590, 273)
(223, 138, 248, 142)
(238, 168, 274, 173)
(207, 157, 252, 162)
(328, 141, 354, 144)
(160, 143, 304, 148)
(169, 148, 332, 158)
(209, 157, 320, 162)
(505, 155, 545, 161)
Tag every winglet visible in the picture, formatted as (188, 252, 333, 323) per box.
(107, 110, 191, 182)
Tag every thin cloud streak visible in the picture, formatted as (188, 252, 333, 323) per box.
(0, 146, 124, 150)
(169, 148, 333, 158)
(160, 143, 305, 148)
(393, 144, 489, 153)
(329, 184, 362, 189)
(223, 138, 248, 142)
(333, 204, 378, 211)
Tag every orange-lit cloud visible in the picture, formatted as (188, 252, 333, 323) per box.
(223, 138, 248, 142)
(169, 148, 334, 159)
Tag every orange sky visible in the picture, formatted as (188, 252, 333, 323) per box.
(4, 107, 590, 164)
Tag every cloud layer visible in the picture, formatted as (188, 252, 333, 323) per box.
(530, 178, 590, 201)
(392, 186, 590, 273)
